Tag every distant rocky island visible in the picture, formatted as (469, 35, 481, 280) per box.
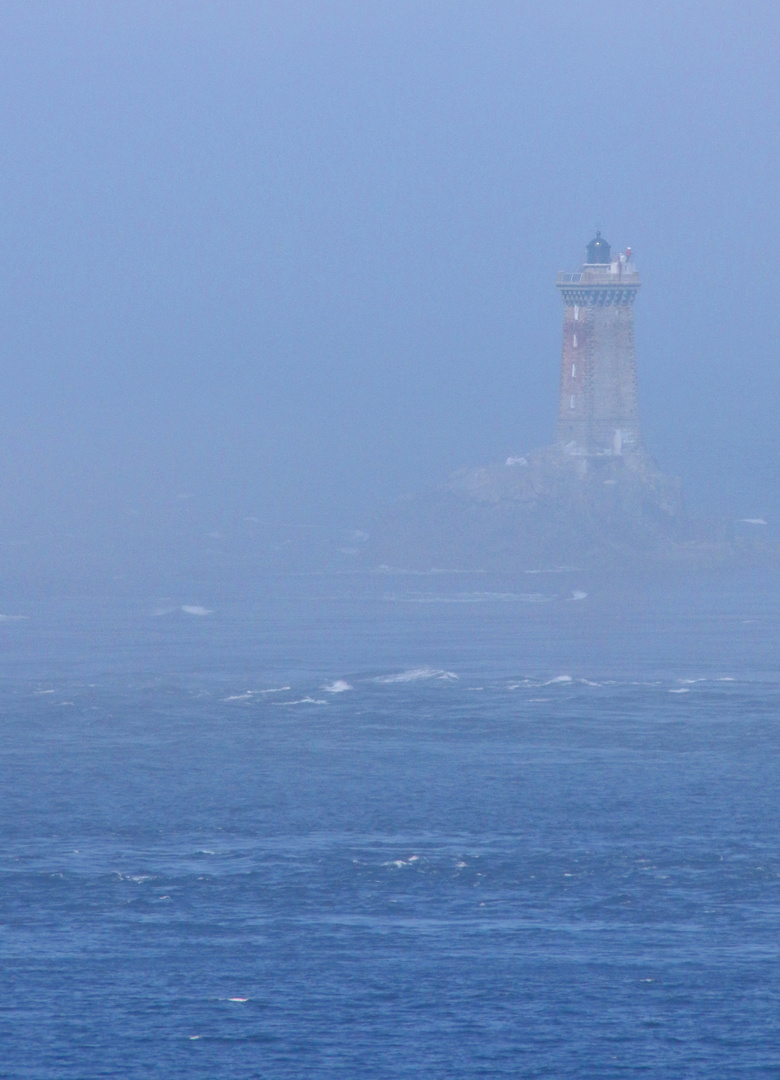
(365, 445, 738, 573)
(358, 235, 773, 573)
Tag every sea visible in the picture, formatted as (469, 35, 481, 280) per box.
(2, 569, 780, 1078)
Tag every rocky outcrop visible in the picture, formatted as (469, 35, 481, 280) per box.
(363, 445, 753, 572)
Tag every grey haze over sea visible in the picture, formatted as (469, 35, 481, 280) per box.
(2, 1, 780, 577)
(3, 571, 780, 1078)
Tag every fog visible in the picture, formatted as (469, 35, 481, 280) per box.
(0, 1, 778, 587)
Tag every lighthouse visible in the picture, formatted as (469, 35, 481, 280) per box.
(555, 233, 641, 456)
(368, 231, 706, 571)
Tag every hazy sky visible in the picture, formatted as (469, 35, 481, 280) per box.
(0, 1, 778, 581)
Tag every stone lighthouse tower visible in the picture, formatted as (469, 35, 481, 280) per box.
(555, 233, 641, 456)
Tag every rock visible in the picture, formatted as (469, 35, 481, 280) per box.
(363, 444, 749, 572)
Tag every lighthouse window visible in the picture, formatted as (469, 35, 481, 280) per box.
(570, 395, 575, 409)
(574, 305, 579, 321)
(571, 364, 576, 377)
(573, 334, 577, 347)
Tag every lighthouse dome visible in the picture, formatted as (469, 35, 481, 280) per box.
(586, 232, 611, 264)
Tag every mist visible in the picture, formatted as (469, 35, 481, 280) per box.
(6, 8, 780, 1073)
(0, 1, 778, 588)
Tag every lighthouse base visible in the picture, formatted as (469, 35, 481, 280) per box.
(363, 444, 745, 573)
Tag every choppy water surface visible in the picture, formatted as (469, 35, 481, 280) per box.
(2, 573, 780, 1078)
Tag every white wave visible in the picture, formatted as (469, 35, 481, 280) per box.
(459, 591, 548, 603)
(524, 566, 582, 574)
(542, 675, 573, 685)
(323, 680, 353, 693)
(740, 518, 767, 525)
(570, 590, 588, 600)
(227, 997, 248, 1003)
(383, 591, 551, 604)
(152, 604, 213, 617)
(579, 679, 601, 686)
(0, 613, 27, 621)
(273, 697, 328, 706)
(669, 688, 690, 694)
(223, 686, 291, 701)
(374, 668, 458, 683)
(384, 855, 420, 868)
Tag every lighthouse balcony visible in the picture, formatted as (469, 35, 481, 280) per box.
(557, 262, 638, 284)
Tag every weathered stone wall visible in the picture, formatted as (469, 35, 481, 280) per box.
(555, 278, 641, 454)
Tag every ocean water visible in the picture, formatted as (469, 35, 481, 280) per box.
(2, 572, 780, 1078)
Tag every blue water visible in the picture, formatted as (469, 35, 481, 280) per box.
(2, 573, 780, 1077)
